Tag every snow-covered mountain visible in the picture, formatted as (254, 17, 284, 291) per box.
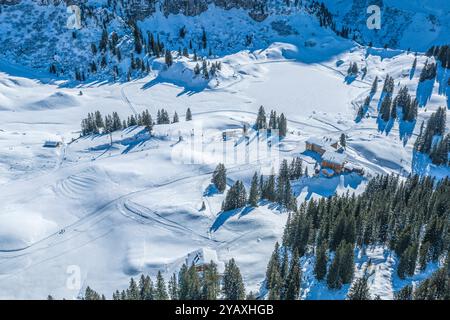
(0, 0, 449, 300)
(1, 0, 449, 81)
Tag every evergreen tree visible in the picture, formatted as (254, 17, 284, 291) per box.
(186, 108, 192, 121)
(168, 273, 178, 300)
(222, 259, 245, 300)
(314, 243, 328, 281)
(278, 113, 287, 137)
(283, 250, 301, 300)
(256, 106, 267, 130)
(394, 285, 413, 300)
(222, 181, 247, 211)
(379, 95, 392, 122)
(202, 261, 221, 300)
(347, 275, 371, 300)
(370, 76, 378, 95)
(84, 286, 101, 300)
(139, 275, 154, 300)
(126, 277, 140, 300)
(165, 50, 173, 67)
(248, 172, 260, 207)
(155, 271, 168, 300)
(340, 133, 346, 148)
(212, 163, 227, 193)
(172, 111, 179, 123)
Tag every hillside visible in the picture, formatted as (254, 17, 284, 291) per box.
(0, 0, 449, 300)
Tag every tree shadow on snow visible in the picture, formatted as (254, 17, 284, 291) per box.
(210, 207, 251, 232)
(416, 79, 435, 107)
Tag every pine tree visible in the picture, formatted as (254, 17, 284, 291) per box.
(173, 111, 179, 123)
(395, 285, 413, 300)
(168, 273, 178, 300)
(212, 163, 227, 193)
(283, 250, 301, 300)
(155, 271, 168, 300)
(256, 106, 267, 130)
(380, 95, 392, 122)
(186, 108, 192, 121)
(222, 259, 245, 300)
(222, 181, 247, 211)
(340, 133, 346, 148)
(314, 243, 328, 281)
(370, 76, 378, 95)
(165, 50, 173, 67)
(347, 275, 371, 300)
(278, 113, 287, 137)
(126, 277, 140, 300)
(248, 172, 260, 207)
(139, 275, 154, 300)
(84, 286, 101, 300)
(202, 261, 221, 300)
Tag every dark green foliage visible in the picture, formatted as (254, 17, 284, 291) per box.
(256, 106, 267, 130)
(414, 107, 448, 165)
(222, 181, 247, 211)
(186, 108, 192, 121)
(347, 274, 371, 300)
(155, 271, 168, 300)
(379, 95, 392, 122)
(248, 172, 260, 207)
(370, 76, 378, 95)
(222, 259, 246, 300)
(84, 286, 102, 300)
(202, 261, 221, 300)
(283, 250, 302, 300)
(212, 163, 227, 193)
(419, 61, 437, 81)
(314, 243, 328, 281)
(267, 173, 449, 295)
(394, 285, 413, 300)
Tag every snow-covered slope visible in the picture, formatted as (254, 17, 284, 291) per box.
(0, 0, 449, 300)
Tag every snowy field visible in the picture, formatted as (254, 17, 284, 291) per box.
(0, 32, 449, 299)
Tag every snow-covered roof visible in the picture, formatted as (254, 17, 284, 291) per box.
(43, 140, 60, 147)
(186, 248, 225, 272)
(306, 136, 338, 148)
(322, 151, 346, 165)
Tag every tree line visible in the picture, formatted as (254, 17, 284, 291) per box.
(414, 107, 448, 166)
(213, 157, 304, 213)
(50, 258, 253, 301)
(265, 173, 449, 299)
(255, 106, 288, 137)
(80, 108, 193, 136)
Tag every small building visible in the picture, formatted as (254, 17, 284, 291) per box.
(305, 136, 339, 156)
(344, 163, 365, 176)
(43, 140, 62, 148)
(321, 151, 347, 174)
(186, 248, 225, 273)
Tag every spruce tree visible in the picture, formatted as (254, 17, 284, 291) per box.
(155, 271, 168, 300)
(314, 243, 328, 281)
(347, 275, 371, 300)
(248, 172, 260, 207)
(283, 250, 301, 300)
(212, 163, 227, 193)
(186, 108, 192, 121)
(168, 273, 178, 300)
(126, 277, 140, 300)
(222, 259, 245, 300)
(202, 261, 220, 300)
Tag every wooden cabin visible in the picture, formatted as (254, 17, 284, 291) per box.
(305, 136, 339, 156)
(321, 151, 347, 174)
(43, 140, 62, 148)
